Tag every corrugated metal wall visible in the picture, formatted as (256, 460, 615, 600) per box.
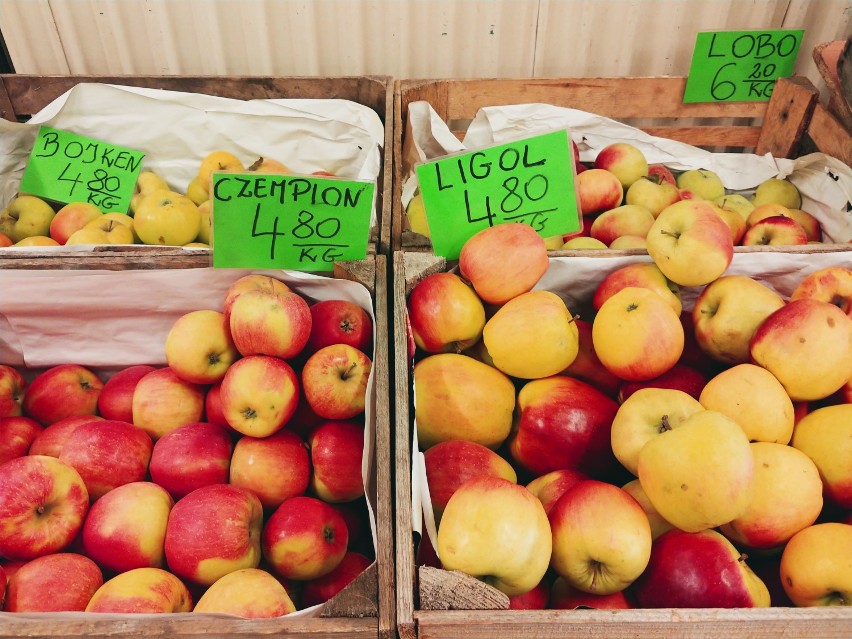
(0, 0, 849, 93)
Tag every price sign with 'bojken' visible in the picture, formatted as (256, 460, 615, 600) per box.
(211, 173, 374, 271)
(684, 30, 803, 103)
(19, 126, 144, 211)
(415, 129, 581, 259)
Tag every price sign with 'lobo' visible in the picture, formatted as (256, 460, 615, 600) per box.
(20, 126, 144, 211)
(211, 173, 373, 271)
(415, 129, 581, 259)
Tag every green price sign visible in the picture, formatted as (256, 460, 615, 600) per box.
(684, 30, 804, 103)
(19, 126, 144, 211)
(415, 129, 580, 259)
(211, 172, 374, 271)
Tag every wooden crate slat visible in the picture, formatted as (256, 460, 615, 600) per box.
(806, 102, 852, 167)
(756, 76, 818, 159)
(641, 125, 762, 148)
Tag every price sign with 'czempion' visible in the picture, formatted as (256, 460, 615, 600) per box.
(415, 129, 581, 259)
(20, 126, 144, 211)
(211, 172, 374, 271)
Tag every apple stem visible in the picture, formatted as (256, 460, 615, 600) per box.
(659, 414, 672, 432)
(738, 553, 748, 563)
(340, 362, 358, 380)
(660, 230, 681, 240)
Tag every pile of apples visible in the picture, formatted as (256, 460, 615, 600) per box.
(0, 150, 326, 249)
(0, 274, 374, 616)
(408, 222, 852, 610)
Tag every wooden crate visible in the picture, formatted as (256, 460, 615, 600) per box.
(391, 75, 851, 252)
(393, 250, 852, 639)
(0, 73, 394, 259)
(0, 254, 395, 639)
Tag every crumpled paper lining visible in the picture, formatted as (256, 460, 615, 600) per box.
(401, 101, 852, 243)
(0, 267, 377, 618)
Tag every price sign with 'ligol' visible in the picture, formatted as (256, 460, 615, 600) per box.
(415, 129, 581, 259)
(20, 126, 144, 211)
(211, 172, 374, 271)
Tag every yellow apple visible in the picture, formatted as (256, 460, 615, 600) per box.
(751, 177, 802, 210)
(791, 404, 852, 508)
(165, 310, 239, 384)
(780, 522, 852, 606)
(676, 169, 725, 201)
(608, 235, 647, 249)
(193, 568, 296, 617)
(185, 175, 209, 206)
(248, 156, 290, 174)
(86, 567, 191, 612)
(561, 237, 608, 250)
(622, 479, 674, 539)
(406, 193, 430, 238)
(81, 216, 135, 244)
(65, 226, 110, 245)
(715, 193, 755, 220)
(13, 236, 59, 247)
(130, 170, 171, 215)
(199, 150, 245, 192)
(0, 195, 56, 242)
(100, 212, 139, 242)
(709, 203, 747, 244)
(196, 200, 212, 245)
(592, 262, 681, 316)
(133, 190, 201, 246)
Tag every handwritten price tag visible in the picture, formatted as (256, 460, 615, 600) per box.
(415, 129, 580, 259)
(211, 173, 374, 271)
(19, 126, 144, 211)
(684, 30, 803, 103)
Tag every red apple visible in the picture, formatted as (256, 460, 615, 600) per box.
(131, 366, 206, 440)
(4, 552, 102, 611)
(0, 455, 89, 560)
(220, 355, 300, 437)
(525, 468, 589, 515)
(22, 364, 104, 426)
(647, 164, 676, 186)
(306, 299, 373, 356)
(407, 272, 486, 354)
(0, 416, 42, 463)
(508, 578, 551, 610)
(741, 215, 809, 246)
(229, 429, 310, 509)
(0, 365, 26, 418)
(617, 362, 707, 403)
(85, 567, 192, 612)
(149, 422, 233, 499)
(790, 266, 852, 318)
(27, 415, 103, 458)
(300, 551, 372, 608)
(97, 365, 156, 422)
(307, 420, 365, 503)
(559, 318, 621, 398)
(228, 288, 312, 359)
(301, 344, 371, 420)
(222, 273, 291, 322)
(576, 168, 624, 216)
(593, 142, 648, 189)
(550, 576, 632, 609)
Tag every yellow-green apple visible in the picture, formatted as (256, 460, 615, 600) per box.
(550, 576, 632, 609)
(549, 480, 652, 594)
(185, 175, 209, 206)
(406, 192, 430, 238)
(692, 274, 785, 365)
(222, 274, 291, 322)
(709, 203, 747, 244)
(133, 169, 171, 202)
(0, 416, 42, 464)
(648, 163, 676, 186)
(645, 200, 734, 287)
(13, 235, 59, 247)
(608, 235, 647, 249)
(437, 476, 551, 596)
(458, 222, 549, 305)
(544, 234, 566, 249)
(414, 353, 515, 450)
(165, 309, 238, 384)
(164, 484, 263, 585)
(561, 237, 607, 249)
(425, 439, 517, 523)
(27, 415, 102, 458)
(625, 175, 681, 218)
(4, 552, 102, 611)
(81, 481, 173, 571)
(745, 202, 793, 227)
(97, 365, 156, 423)
(576, 168, 624, 216)
(750, 299, 852, 401)
(301, 551, 371, 608)
(48, 202, 102, 245)
(637, 410, 754, 532)
(0, 195, 56, 243)
(699, 364, 794, 444)
(193, 567, 296, 617)
(787, 208, 822, 241)
(632, 528, 770, 607)
(306, 299, 373, 356)
(592, 261, 681, 316)
(262, 495, 348, 580)
(622, 479, 674, 539)
(617, 362, 707, 403)
(307, 420, 364, 503)
(594, 142, 648, 189)
(149, 421, 233, 499)
(0, 455, 89, 559)
(510, 376, 620, 477)
(792, 404, 852, 508)
(780, 522, 852, 606)
(228, 288, 312, 360)
(230, 428, 309, 509)
(131, 366, 205, 440)
(742, 216, 809, 246)
(790, 266, 852, 318)
(610, 388, 705, 476)
(220, 355, 300, 437)
(507, 578, 550, 610)
(751, 177, 802, 209)
(525, 468, 589, 515)
(408, 272, 486, 354)
(133, 190, 201, 246)
(559, 318, 621, 398)
(483, 290, 579, 379)
(22, 364, 103, 426)
(675, 169, 725, 201)
(301, 344, 371, 420)
(196, 199, 212, 244)
(80, 216, 135, 244)
(592, 286, 684, 381)
(715, 193, 755, 220)
(589, 204, 655, 246)
(85, 567, 192, 612)
(719, 442, 823, 549)
(58, 419, 153, 500)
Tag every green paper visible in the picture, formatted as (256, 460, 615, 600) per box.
(415, 129, 580, 259)
(211, 172, 374, 271)
(684, 30, 803, 103)
(19, 126, 144, 211)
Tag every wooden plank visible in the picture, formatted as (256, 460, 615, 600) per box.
(756, 76, 818, 158)
(418, 568, 508, 611)
(0, 246, 213, 270)
(0, 75, 15, 122)
(812, 40, 852, 130)
(641, 126, 762, 149)
(806, 102, 852, 167)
